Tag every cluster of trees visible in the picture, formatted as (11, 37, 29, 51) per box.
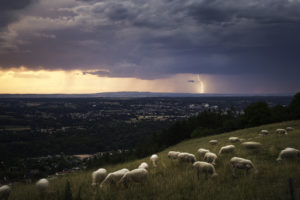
(0, 120, 169, 162)
(87, 92, 300, 167)
(75, 92, 300, 167)
(135, 92, 300, 158)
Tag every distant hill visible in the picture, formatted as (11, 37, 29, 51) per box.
(9, 120, 300, 200)
(0, 91, 294, 98)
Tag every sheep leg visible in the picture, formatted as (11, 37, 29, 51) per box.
(246, 168, 249, 174)
(100, 175, 111, 188)
(123, 181, 128, 188)
(153, 161, 157, 167)
(197, 170, 200, 180)
(232, 167, 236, 177)
(212, 159, 216, 166)
(205, 172, 208, 180)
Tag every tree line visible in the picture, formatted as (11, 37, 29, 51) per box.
(134, 92, 300, 158)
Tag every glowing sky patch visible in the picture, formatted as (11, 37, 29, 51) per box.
(0, 68, 205, 94)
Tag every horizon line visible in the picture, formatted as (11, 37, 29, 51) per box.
(0, 91, 296, 97)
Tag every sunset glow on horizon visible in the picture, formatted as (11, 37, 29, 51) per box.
(1, 67, 297, 95)
(0, 68, 206, 94)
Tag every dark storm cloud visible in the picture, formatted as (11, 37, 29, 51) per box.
(0, 0, 36, 30)
(106, 5, 133, 21)
(0, 0, 300, 92)
(185, 0, 300, 25)
(187, 0, 233, 24)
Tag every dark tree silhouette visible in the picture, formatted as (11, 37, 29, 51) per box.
(289, 92, 300, 119)
(243, 102, 271, 127)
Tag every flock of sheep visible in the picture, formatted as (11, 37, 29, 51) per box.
(0, 127, 299, 199)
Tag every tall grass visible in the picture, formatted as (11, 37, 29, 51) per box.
(9, 120, 300, 200)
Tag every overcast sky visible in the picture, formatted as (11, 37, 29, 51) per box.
(0, 0, 300, 94)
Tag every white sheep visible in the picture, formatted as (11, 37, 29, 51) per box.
(100, 168, 129, 187)
(260, 130, 269, 135)
(150, 154, 159, 167)
(209, 140, 218, 145)
(230, 157, 258, 176)
(242, 142, 262, 149)
(286, 127, 294, 131)
(178, 152, 197, 163)
(204, 152, 218, 165)
(219, 145, 235, 155)
(168, 151, 180, 159)
(197, 148, 210, 158)
(277, 147, 300, 161)
(229, 137, 240, 143)
(193, 161, 218, 179)
(119, 168, 148, 186)
(36, 178, 49, 193)
(0, 185, 11, 200)
(91, 168, 107, 186)
(276, 128, 287, 135)
(138, 162, 149, 170)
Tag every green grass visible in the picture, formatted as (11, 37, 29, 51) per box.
(9, 120, 300, 200)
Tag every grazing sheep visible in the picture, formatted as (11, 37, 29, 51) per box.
(230, 157, 258, 176)
(119, 168, 148, 186)
(277, 147, 300, 161)
(178, 152, 197, 163)
(197, 148, 210, 158)
(209, 140, 218, 145)
(229, 137, 240, 143)
(150, 154, 159, 167)
(276, 128, 287, 135)
(193, 161, 218, 179)
(204, 152, 218, 165)
(138, 162, 149, 170)
(242, 142, 262, 149)
(168, 151, 180, 159)
(286, 127, 294, 131)
(260, 130, 269, 135)
(100, 168, 129, 187)
(91, 168, 107, 186)
(36, 178, 49, 193)
(219, 145, 235, 155)
(0, 185, 11, 200)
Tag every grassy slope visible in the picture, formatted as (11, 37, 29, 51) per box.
(9, 120, 300, 200)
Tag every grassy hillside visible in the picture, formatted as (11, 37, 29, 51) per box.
(8, 120, 300, 200)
